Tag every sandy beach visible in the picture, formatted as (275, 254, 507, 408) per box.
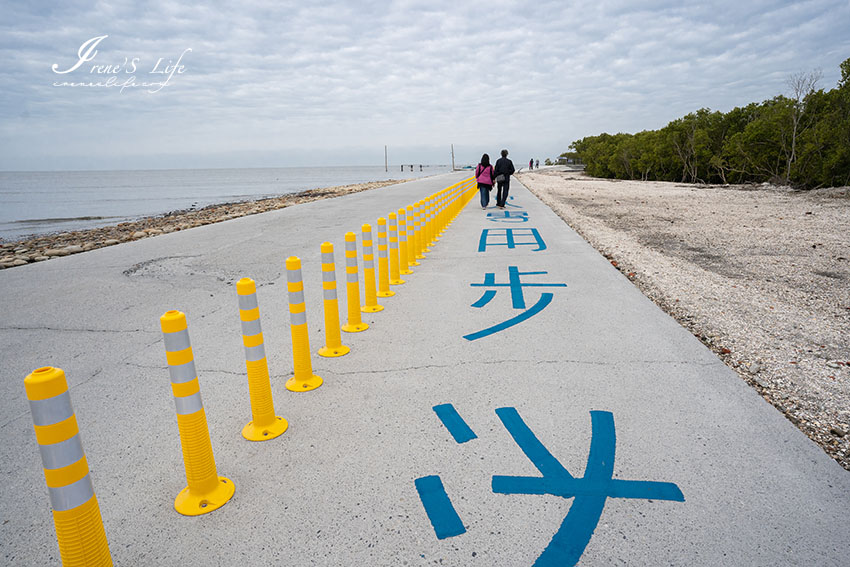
(0, 179, 406, 268)
(519, 169, 850, 470)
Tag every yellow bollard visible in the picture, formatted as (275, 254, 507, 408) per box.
(428, 195, 435, 234)
(25, 366, 112, 567)
(388, 212, 405, 285)
(421, 199, 432, 253)
(341, 232, 369, 332)
(360, 224, 384, 312)
(397, 208, 412, 275)
(435, 190, 446, 237)
(236, 278, 288, 441)
(430, 193, 439, 241)
(430, 195, 439, 243)
(406, 205, 421, 266)
(160, 310, 235, 515)
(318, 243, 350, 357)
(284, 256, 323, 391)
(413, 203, 426, 260)
(376, 217, 395, 298)
(426, 195, 437, 246)
(440, 188, 452, 234)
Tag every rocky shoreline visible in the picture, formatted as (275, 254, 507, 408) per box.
(0, 179, 405, 269)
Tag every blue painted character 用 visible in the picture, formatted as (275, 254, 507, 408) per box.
(464, 266, 566, 341)
(478, 228, 547, 253)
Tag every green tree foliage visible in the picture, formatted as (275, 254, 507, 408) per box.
(569, 58, 850, 188)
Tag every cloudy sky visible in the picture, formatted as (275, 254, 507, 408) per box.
(1, 0, 848, 171)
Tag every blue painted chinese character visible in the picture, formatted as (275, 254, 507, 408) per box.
(415, 404, 685, 566)
(478, 228, 547, 252)
(487, 210, 529, 223)
(414, 404, 479, 539)
(493, 408, 685, 566)
(464, 266, 566, 341)
(504, 196, 524, 209)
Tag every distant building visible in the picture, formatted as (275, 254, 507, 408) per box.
(557, 154, 582, 165)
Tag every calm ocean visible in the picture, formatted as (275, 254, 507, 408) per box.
(0, 165, 451, 242)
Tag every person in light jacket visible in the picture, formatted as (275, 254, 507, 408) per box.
(475, 153, 495, 209)
(494, 149, 516, 208)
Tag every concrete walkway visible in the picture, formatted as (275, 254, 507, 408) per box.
(1, 173, 848, 566)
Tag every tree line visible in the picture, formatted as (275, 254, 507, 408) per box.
(567, 58, 850, 189)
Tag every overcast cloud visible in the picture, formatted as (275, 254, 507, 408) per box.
(1, 0, 848, 170)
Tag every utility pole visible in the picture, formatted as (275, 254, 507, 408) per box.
(384, 145, 388, 172)
(451, 144, 456, 171)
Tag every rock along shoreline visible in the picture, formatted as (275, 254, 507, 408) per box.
(0, 179, 406, 269)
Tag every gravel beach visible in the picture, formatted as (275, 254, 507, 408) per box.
(0, 179, 406, 267)
(520, 169, 850, 471)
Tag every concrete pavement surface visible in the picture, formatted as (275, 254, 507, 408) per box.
(1, 172, 849, 566)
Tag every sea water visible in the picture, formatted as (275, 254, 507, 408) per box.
(0, 165, 450, 242)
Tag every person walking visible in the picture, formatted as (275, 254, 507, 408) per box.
(529, 158, 534, 170)
(494, 149, 515, 208)
(475, 153, 495, 209)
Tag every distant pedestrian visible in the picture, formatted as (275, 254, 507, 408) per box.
(529, 158, 534, 170)
(475, 153, 495, 209)
(535, 159, 539, 169)
(494, 149, 516, 208)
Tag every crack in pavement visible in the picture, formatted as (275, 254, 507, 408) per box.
(0, 326, 158, 334)
(2, 353, 722, 431)
(122, 360, 244, 377)
(323, 358, 723, 376)
(0, 367, 108, 431)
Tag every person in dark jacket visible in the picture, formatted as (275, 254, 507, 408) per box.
(494, 149, 515, 208)
(475, 153, 495, 209)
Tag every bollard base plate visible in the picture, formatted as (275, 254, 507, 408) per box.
(319, 344, 351, 358)
(342, 322, 369, 333)
(286, 374, 323, 392)
(377, 290, 395, 298)
(390, 278, 406, 285)
(361, 305, 384, 313)
(399, 268, 413, 275)
(175, 476, 235, 516)
(242, 415, 288, 441)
